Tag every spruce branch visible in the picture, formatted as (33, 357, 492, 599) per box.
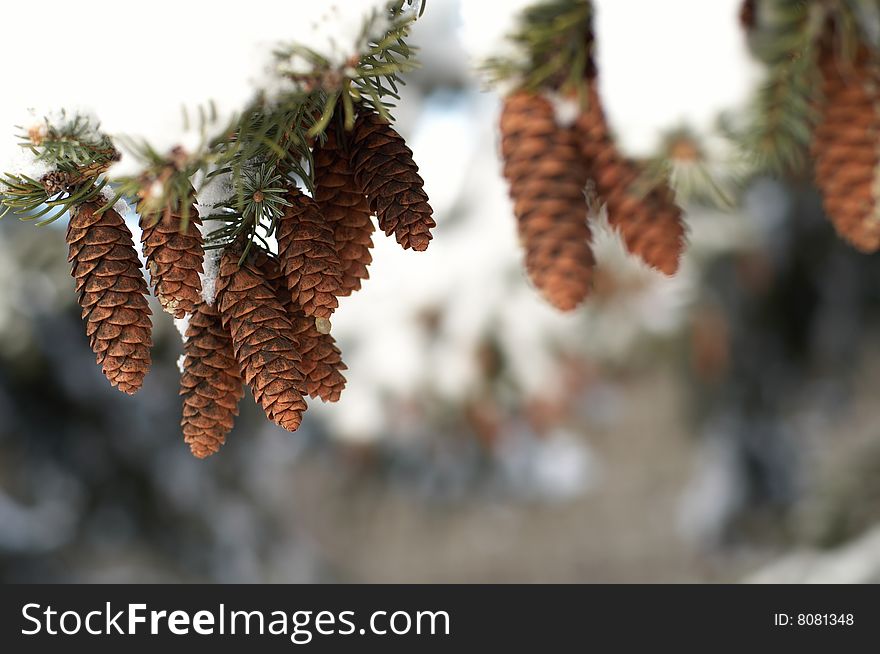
(1, 0, 425, 258)
(740, 0, 820, 175)
(1, 112, 118, 222)
(18, 111, 118, 171)
(199, 162, 292, 263)
(0, 173, 108, 224)
(639, 128, 741, 210)
(484, 0, 593, 101)
(739, 0, 873, 176)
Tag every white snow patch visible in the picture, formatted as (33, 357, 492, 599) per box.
(0, 141, 53, 188)
(195, 172, 234, 212)
(199, 248, 222, 306)
(176, 354, 187, 375)
(546, 92, 580, 128)
(745, 526, 880, 584)
(99, 186, 130, 217)
(0, 108, 102, 180)
(194, 172, 234, 306)
(173, 315, 191, 344)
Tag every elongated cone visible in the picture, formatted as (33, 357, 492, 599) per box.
(138, 193, 204, 318)
(500, 91, 595, 311)
(350, 108, 435, 251)
(256, 250, 347, 402)
(277, 187, 342, 319)
(67, 201, 152, 394)
(575, 82, 686, 275)
(215, 246, 307, 432)
(179, 300, 244, 458)
(313, 119, 375, 296)
(811, 43, 880, 253)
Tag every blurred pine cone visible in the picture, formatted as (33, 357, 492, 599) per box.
(811, 45, 880, 253)
(500, 90, 595, 311)
(180, 300, 244, 458)
(314, 120, 375, 296)
(215, 246, 307, 432)
(138, 194, 204, 318)
(350, 108, 435, 252)
(257, 250, 347, 403)
(277, 187, 342, 319)
(67, 201, 152, 394)
(576, 83, 685, 275)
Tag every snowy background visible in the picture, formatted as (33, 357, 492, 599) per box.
(2, 0, 880, 582)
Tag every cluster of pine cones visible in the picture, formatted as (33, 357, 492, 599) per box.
(65, 108, 434, 458)
(499, 64, 686, 312)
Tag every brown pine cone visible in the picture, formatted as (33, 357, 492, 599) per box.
(575, 83, 686, 275)
(67, 201, 152, 394)
(350, 108, 435, 251)
(811, 45, 880, 253)
(215, 246, 307, 432)
(179, 300, 244, 458)
(277, 187, 342, 319)
(313, 120, 375, 296)
(256, 250, 347, 403)
(138, 193, 204, 318)
(500, 91, 595, 311)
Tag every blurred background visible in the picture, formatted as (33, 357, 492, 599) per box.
(3, 0, 880, 583)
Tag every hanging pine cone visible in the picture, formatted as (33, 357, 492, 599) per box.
(215, 246, 307, 432)
(256, 250, 347, 402)
(575, 83, 686, 275)
(179, 300, 244, 458)
(500, 90, 595, 311)
(67, 201, 152, 394)
(350, 108, 435, 251)
(138, 193, 204, 318)
(277, 187, 342, 320)
(811, 44, 880, 253)
(313, 119, 375, 296)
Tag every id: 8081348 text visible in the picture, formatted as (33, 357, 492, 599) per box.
(773, 613, 854, 626)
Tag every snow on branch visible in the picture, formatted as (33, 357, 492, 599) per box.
(0, 0, 423, 251)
